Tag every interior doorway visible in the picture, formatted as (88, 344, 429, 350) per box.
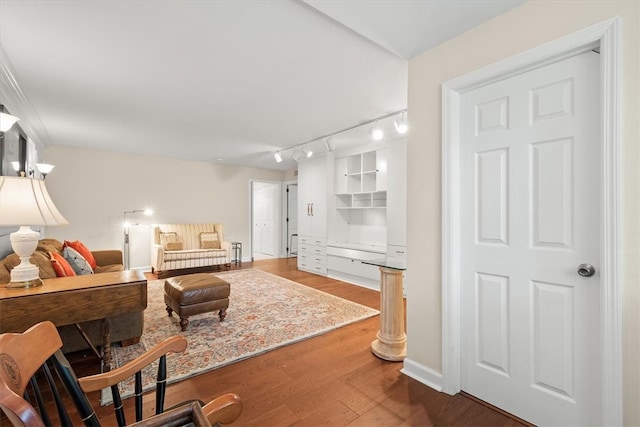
(285, 183, 298, 257)
(441, 18, 622, 426)
(251, 180, 281, 261)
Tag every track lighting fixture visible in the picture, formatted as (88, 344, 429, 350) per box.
(370, 121, 384, 141)
(394, 111, 408, 134)
(272, 109, 407, 163)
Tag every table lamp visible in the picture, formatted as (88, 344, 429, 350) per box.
(0, 176, 68, 288)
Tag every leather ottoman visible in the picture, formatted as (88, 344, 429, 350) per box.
(164, 273, 230, 331)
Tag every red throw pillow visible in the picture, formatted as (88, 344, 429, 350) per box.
(50, 251, 76, 277)
(64, 240, 97, 269)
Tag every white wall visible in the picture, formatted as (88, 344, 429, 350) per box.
(405, 1, 639, 424)
(44, 145, 285, 268)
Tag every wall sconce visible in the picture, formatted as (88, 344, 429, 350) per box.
(0, 112, 20, 132)
(10, 161, 21, 176)
(36, 163, 55, 178)
(123, 208, 154, 270)
(10, 162, 55, 178)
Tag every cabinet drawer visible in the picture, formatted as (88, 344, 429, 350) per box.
(299, 236, 327, 246)
(300, 245, 326, 257)
(327, 255, 380, 280)
(298, 260, 327, 275)
(387, 245, 407, 260)
(299, 236, 312, 245)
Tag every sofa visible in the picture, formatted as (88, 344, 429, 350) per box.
(0, 238, 144, 353)
(151, 223, 231, 278)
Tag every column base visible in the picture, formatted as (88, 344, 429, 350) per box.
(371, 337, 407, 362)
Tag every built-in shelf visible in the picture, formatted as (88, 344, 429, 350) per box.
(335, 191, 387, 209)
(335, 150, 387, 209)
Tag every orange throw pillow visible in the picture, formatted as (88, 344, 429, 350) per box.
(64, 240, 97, 269)
(50, 251, 76, 277)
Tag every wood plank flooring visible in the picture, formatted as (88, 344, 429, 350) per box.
(65, 258, 529, 426)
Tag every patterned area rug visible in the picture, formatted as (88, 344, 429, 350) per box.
(102, 268, 378, 404)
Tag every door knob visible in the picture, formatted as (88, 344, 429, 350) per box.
(577, 263, 596, 277)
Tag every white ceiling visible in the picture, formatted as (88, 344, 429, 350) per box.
(0, 0, 524, 171)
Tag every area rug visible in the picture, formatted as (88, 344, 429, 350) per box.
(102, 268, 378, 404)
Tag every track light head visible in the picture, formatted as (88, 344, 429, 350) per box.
(370, 121, 383, 141)
(303, 147, 313, 158)
(394, 111, 408, 134)
(274, 151, 283, 163)
(292, 149, 302, 162)
(325, 136, 335, 152)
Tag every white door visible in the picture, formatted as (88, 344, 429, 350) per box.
(260, 184, 277, 256)
(252, 182, 279, 257)
(252, 184, 264, 253)
(460, 51, 601, 425)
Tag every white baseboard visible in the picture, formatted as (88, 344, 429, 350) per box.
(133, 265, 152, 273)
(401, 358, 443, 392)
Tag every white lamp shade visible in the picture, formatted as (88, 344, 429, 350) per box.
(0, 177, 68, 226)
(0, 112, 20, 132)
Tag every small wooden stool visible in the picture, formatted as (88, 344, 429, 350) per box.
(164, 273, 230, 331)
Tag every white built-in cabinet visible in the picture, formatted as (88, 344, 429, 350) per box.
(296, 141, 406, 289)
(297, 155, 330, 275)
(326, 142, 406, 290)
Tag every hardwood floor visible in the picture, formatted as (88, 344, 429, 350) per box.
(65, 258, 529, 426)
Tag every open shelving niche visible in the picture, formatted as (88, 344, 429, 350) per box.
(329, 148, 389, 290)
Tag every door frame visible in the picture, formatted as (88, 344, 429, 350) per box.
(282, 181, 298, 258)
(441, 17, 622, 424)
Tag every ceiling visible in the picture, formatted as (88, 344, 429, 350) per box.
(0, 0, 524, 171)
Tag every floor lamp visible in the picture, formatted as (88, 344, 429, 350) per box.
(123, 208, 153, 270)
(0, 176, 68, 288)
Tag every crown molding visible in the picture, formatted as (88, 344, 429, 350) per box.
(0, 44, 51, 149)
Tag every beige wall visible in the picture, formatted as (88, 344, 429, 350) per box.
(406, 0, 639, 424)
(44, 145, 285, 268)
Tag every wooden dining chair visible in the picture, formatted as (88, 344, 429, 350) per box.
(0, 321, 242, 426)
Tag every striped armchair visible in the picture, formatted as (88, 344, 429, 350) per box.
(151, 224, 231, 278)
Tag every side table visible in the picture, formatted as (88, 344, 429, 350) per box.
(231, 242, 242, 265)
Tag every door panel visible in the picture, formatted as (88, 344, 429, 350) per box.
(461, 51, 601, 425)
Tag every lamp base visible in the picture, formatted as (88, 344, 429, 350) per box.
(8, 226, 43, 289)
(7, 278, 43, 288)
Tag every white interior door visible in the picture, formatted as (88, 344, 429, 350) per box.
(460, 51, 601, 425)
(251, 181, 280, 258)
(252, 185, 264, 254)
(260, 184, 277, 256)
